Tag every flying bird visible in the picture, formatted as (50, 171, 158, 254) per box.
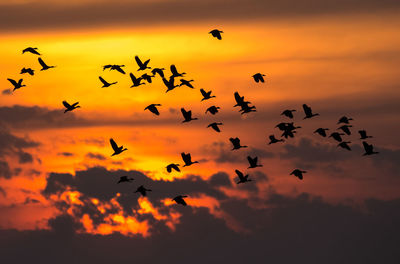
(302, 104, 319, 119)
(229, 137, 248, 150)
(145, 104, 161, 116)
(329, 132, 345, 142)
(181, 108, 198, 123)
(268, 135, 285, 144)
(62, 101, 80, 113)
(151, 68, 165, 78)
(252, 73, 266, 83)
(172, 195, 188, 206)
(170, 64, 186, 77)
(359, 130, 373, 139)
(22, 47, 40, 55)
(129, 73, 145, 87)
(209, 29, 223, 40)
(135, 185, 152, 197)
(207, 122, 223, 132)
(20, 67, 34, 76)
(181, 152, 199, 167)
(205, 106, 220, 115)
(233, 91, 249, 107)
(338, 116, 353, 124)
(179, 79, 194, 88)
(141, 73, 154, 83)
(338, 125, 352, 135)
(135, 56, 151, 71)
(7, 78, 26, 91)
(247, 156, 262, 169)
(314, 128, 329, 137)
(110, 138, 127, 156)
(166, 163, 180, 173)
(362, 141, 379, 156)
(281, 109, 296, 119)
(235, 170, 252, 184)
(38, 57, 55, 71)
(290, 169, 306, 180)
(103, 64, 125, 74)
(117, 176, 134, 184)
(200, 89, 216, 101)
(99, 76, 117, 88)
(338, 141, 351, 151)
(163, 76, 179, 92)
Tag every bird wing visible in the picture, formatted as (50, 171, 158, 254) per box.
(143, 59, 150, 66)
(362, 141, 372, 152)
(200, 88, 207, 97)
(212, 124, 220, 132)
(7, 79, 17, 86)
(110, 138, 119, 151)
(38, 57, 48, 68)
(359, 130, 366, 138)
(129, 73, 137, 82)
(116, 67, 125, 74)
(135, 56, 143, 67)
(181, 108, 188, 116)
(170, 64, 178, 75)
(303, 104, 312, 116)
(99, 76, 108, 85)
(166, 165, 172, 173)
(62, 101, 71, 108)
(71, 102, 79, 107)
(247, 156, 253, 164)
(235, 170, 244, 180)
(181, 152, 188, 163)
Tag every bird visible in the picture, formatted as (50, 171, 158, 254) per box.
(281, 109, 296, 119)
(38, 57, 55, 71)
(110, 138, 127, 156)
(117, 176, 134, 184)
(207, 122, 223, 132)
(281, 130, 297, 139)
(163, 76, 179, 92)
(99, 76, 117, 88)
(359, 130, 373, 140)
(229, 137, 247, 150)
(247, 156, 262, 169)
(338, 116, 353, 124)
(151, 68, 165, 78)
(329, 132, 345, 142)
(314, 128, 329, 137)
(135, 185, 152, 197)
(172, 195, 188, 206)
(239, 103, 257, 115)
(290, 169, 306, 180)
(209, 29, 223, 40)
(103, 64, 125, 74)
(205, 106, 220, 115)
(135, 56, 151, 71)
(20, 67, 34, 76)
(235, 170, 252, 184)
(62, 101, 80, 113)
(302, 104, 319, 119)
(200, 89, 216, 101)
(170, 64, 186, 77)
(181, 108, 198, 123)
(268, 135, 285, 144)
(179, 79, 194, 88)
(181, 152, 199, 167)
(252, 73, 266, 83)
(338, 125, 352, 135)
(22, 47, 41, 55)
(233, 91, 250, 107)
(166, 163, 180, 173)
(141, 73, 154, 83)
(129, 73, 145, 87)
(362, 141, 379, 156)
(7, 78, 26, 91)
(145, 104, 161, 116)
(338, 141, 351, 151)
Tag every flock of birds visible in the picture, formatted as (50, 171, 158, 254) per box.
(6, 29, 379, 207)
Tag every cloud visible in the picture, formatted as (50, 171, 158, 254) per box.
(57, 152, 74, 157)
(85, 152, 107, 161)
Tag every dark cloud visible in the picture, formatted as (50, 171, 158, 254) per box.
(17, 151, 34, 164)
(0, 186, 6, 197)
(0, 161, 12, 179)
(57, 152, 74, 157)
(0, 0, 399, 32)
(2, 89, 12, 95)
(85, 152, 107, 161)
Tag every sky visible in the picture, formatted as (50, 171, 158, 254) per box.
(0, 0, 400, 263)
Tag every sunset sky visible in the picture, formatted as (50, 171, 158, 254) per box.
(0, 0, 400, 263)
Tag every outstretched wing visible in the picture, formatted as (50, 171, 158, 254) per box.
(235, 170, 244, 180)
(170, 64, 178, 75)
(38, 57, 48, 68)
(7, 78, 17, 86)
(135, 56, 143, 67)
(71, 102, 79, 107)
(181, 152, 189, 163)
(116, 66, 125, 74)
(130, 73, 138, 82)
(181, 108, 188, 116)
(362, 141, 372, 152)
(200, 88, 207, 97)
(99, 76, 108, 85)
(302, 104, 312, 116)
(110, 138, 119, 151)
(62, 101, 71, 108)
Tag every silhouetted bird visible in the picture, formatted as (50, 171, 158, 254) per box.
(239, 103, 257, 114)
(118, 176, 134, 184)
(130, 73, 145, 87)
(172, 195, 188, 206)
(181, 152, 199, 167)
(200, 89, 216, 101)
(99, 76, 117, 88)
(275, 122, 289, 131)
(314, 128, 329, 137)
(207, 122, 223, 132)
(166, 163, 180, 173)
(181, 108, 198, 123)
(110, 138, 127, 156)
(329, 132, 345, 142)
(103, 64, 125, 74)
(135, 185, 152, 196)
(205, 106, 220, 115)
(7, 78, 25, 91)
(281, 109, 296, 119)
(170, 64, 186, 77)
(141, 73, 154, 83)
(38, 57, 55, 71)
(209, 29, 223, 40)
(290, 169, 306, 180)
(22, 47, 40, 55)
(135, 56, 151, 71)
(338, 125, 352, 135)
(359, 130, 373, 139)
(145, 104, 161, 115)
(233, 91, 249, 107)
(362, 141, 379, 156)
(268, 135, 285, 144)
(338, 141, 351, 151)
(338, 116, 353, 124)
(62, 101, 80, 113)
(179, 79, 194, 88)
(302, 104, 319, 119)
(235, 170, 252, 184)
(281, 130, 296, 139)
(163, 76, 179, 92)
(247, 156, 262, 169)
(252, 73, 266, 83)
(230, 137, 247, 150)
(151, 68, 165, 78)
(20, 67, 34, 76)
